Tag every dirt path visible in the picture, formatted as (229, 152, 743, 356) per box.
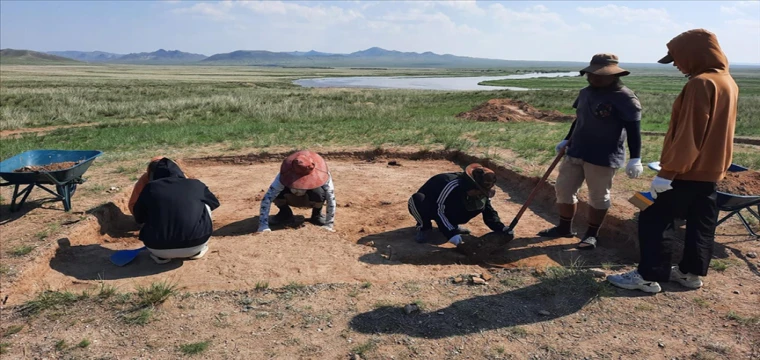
(0, 123, 99, 138)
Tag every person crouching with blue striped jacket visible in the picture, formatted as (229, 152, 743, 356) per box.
(407, 163, 512, 254)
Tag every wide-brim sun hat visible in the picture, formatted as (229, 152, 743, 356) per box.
(579, 53, 630, 76)
(465, 163, 497, 198)
(280, 150, 329, 190)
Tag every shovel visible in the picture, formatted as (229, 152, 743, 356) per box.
(503, 146, 567, 241)
(110, 246, 146, 266)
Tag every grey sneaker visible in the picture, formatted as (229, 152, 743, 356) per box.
(669, 266, 703, 289)
(606, 269, 662, 293)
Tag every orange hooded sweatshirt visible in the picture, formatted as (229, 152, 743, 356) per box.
(657, 29, 739, 183)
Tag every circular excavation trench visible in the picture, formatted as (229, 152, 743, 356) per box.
(6, 150, 641, 305)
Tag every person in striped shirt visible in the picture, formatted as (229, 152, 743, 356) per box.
(407, 163, 512, 254)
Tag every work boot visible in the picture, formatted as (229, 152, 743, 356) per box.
(270, 205, 294, 225)
(415, 229, 431, 243)
(309, 207, 326, 226)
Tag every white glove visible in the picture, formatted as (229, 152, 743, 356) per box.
(448, 234, 463, 246)
(626, 158, 643, 179)
(257, 225, 271, 233)
(649, 176, 673, 199)
(555, 140, 569, 154)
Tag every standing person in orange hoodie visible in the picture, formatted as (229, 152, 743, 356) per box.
(607, 29, 739, 293)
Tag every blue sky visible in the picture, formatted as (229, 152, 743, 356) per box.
(1, 0, 759, 64)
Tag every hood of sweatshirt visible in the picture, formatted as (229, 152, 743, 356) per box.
(663, 29, 729, 77)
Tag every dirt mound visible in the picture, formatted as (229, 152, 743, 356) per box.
(13, 161, 80, 172)
(718, 170, 760, 196)
(456, 99, 575, 123)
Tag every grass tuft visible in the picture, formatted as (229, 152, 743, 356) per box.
(124, 308, 153, 325)
(55, 339, 67, 351)
(352, 339, 378, 356)
(77, 339, 90, 348)
(8, 245, 34, 257)
(710, 260, 731, 272)
(2, 325, 23, 338)
(136, 281, 177, 307)
(98, 283, 117, 300)
(21, 290, 77, 316)
(179, 340, 210, 355)
(255, 281, 269, 291)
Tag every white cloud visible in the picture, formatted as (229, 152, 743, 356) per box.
(720, 6, 741, 15)
(437, 0, 486, 16)
(172, 2, 235, 21)
(173, 1, 363, 25)
(577, 4, 671, 24)
(489, 3, 579, 33)
(727, 18, 760, 28)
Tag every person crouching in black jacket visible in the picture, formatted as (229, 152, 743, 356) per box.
(407, 163, 512, 254)
(132, 158, 220, 264)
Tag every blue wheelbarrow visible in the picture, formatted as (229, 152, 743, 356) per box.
(0, 150, 103, 212)
(647, 161, 760, 237)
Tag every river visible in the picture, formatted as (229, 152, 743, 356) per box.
(293, 71, 579, 91)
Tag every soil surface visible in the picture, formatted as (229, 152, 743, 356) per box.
(13, 161, 80, 173)
(456, 98, 575, 123)
(5, 158, 632, 305)
(718, 170, 760, 196)
(1, 148, 758, 360)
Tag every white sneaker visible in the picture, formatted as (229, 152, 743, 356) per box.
(669, 266, 702, 289)
(606, 269, 662, 293)
(150, 253, 171, 264)
(188, 246, 208, 260)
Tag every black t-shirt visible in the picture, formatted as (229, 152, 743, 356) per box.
(566, 85, 642, 168)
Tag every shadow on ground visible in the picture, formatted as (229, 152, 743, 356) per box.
(356, 227, 630, 268)
(213, 216, 306, 236)
(349, 272, 648, 338)
(49, 238, 181, 280)
(0, 198, 60, 225)
(87, 202, 141, 238)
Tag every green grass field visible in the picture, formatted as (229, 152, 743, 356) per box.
(482, 73, 760, 136)
(1, 65, 759, 169)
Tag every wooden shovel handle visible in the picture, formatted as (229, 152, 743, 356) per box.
(507, 147, 566, 231)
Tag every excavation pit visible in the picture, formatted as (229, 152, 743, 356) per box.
(6, 150, 641, 305)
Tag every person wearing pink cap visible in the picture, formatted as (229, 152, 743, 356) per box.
(257, 150, 336, 232)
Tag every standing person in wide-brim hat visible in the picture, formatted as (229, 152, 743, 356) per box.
(257, 150, 336, 232)
(407, 163, 513, 255)
(538, 53, 644, 250)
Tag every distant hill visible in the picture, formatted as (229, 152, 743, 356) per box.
(47, 50, 124, 62)
(286, 50, 337, 57)
(110, 49, 207, 64)
(0, 49, 83, 65)
(199, 47, 588, 68)
(14, 46, 758, 69)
